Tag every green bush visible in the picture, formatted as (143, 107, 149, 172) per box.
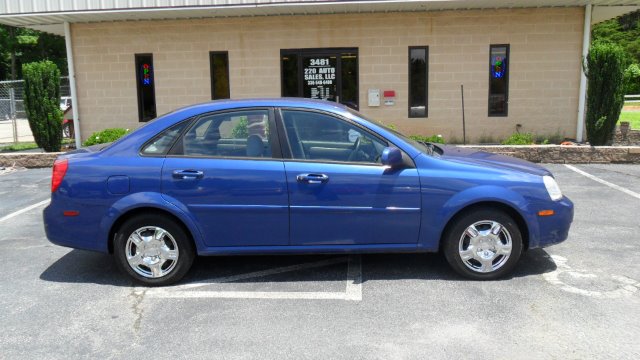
(231, 117, 248, 139)
(409, 134, 445, 144)
(501, 133, 534, 145)
(624, 63, 640, 94)
(83, 128, 130, 146)
(534, 132, 564, 145)
(22, 60, 63, 152)
(585, 41, 626, 145)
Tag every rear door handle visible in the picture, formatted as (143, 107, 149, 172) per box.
(296, 173, 329, 184)
(172, 169, 204, 180)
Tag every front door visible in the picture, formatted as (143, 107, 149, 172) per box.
(278, 109, 422, 246)
(161, 108, 289, 248)
(281, 48, 359, 110)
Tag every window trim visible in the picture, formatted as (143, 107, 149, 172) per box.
(274, 107, 415, 168)
(488, 44, 510, 117)
(209, 51, 230, 100)
(166, 107, 284, 160)
(134, 53, 157, 122)
(408, 46, 429, 119)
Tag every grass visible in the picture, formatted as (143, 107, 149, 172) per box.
(0, 142, 39, 152)
(618, 111, 640, 130)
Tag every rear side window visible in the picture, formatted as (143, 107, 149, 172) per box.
(178, 110, 273, 158)
(141, 121, 190, 155)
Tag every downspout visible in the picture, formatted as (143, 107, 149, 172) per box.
(576, 4, 592, 143)
(64, 21, 82, 149)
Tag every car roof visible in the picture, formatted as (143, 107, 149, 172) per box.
(169, 98, 353, 117)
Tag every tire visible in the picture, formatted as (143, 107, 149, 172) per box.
(113, 214, 195, 286)
(443, 208, 523, 280)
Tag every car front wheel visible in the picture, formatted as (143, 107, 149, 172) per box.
(443, 208, 523, 280)
(114, 214, 195, 286)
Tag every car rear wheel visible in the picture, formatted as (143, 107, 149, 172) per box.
(114, 214, 195, 286)
(443, 208, 523, 280)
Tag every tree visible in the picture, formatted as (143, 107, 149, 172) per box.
(592, 10, 640, 64)
(585, 41, 626, 146)
(0, 25, 67, 80)
(22, 60, 63, 152)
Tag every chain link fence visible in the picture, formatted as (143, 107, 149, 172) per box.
(0, 77, 70, 144)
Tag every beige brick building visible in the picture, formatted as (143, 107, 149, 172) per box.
(1, 0, 639, 145)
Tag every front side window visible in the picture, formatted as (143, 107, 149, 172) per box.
(179, 110, 272, 158)
(489, 44, 510, 116)
(135, 54, 157, 122)
(281, 110, 386, 164)
(409, 46, 428, 118)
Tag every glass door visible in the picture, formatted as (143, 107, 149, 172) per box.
(281, 48, 359, 110)
(302, 54, 338, 102)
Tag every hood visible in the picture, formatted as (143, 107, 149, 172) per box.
(438, 145, 550, 177)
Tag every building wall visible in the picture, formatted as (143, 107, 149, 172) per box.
(71, 7, 584, 142)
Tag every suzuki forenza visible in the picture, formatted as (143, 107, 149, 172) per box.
(44, 99, 573, 285)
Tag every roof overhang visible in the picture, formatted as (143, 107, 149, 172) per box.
(1, 0, 639, 36)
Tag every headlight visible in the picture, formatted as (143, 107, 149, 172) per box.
(543, 175, 563, 201)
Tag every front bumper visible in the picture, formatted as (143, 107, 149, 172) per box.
(530, 196, 574, 248)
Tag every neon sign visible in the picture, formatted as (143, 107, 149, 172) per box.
(491, 56, 506, 79)
(142, 63, 152, 86)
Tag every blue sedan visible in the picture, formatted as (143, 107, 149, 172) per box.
(44, 98, 573, 285)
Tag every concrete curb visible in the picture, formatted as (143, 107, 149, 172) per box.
(1, 145, 640, 168)
(458, 145, 640, 164)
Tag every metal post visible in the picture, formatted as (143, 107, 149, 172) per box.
(461, 84, 466, 145)
(64, 21, 82, 149)
(9, 88, 17, 144)
(576, 4, 592, 143)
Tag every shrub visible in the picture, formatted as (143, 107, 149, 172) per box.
(501, 133, 534, 145)
(83, 128, 130, 146)
(624, 63, 640, 95)
(534, 132, 564, 145)
(409, 134, 445, 144)
(231, 116, 248, 139)
(585, 41, 626, 145)
(22, 60, 63, 152)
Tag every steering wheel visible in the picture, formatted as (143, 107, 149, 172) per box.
(348, 136, 362, 162)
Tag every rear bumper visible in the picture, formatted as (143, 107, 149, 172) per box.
(43, 203, 108, 253)
(530, 196, 574, 248)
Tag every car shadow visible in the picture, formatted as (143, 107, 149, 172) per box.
(40, 248, 557, 286)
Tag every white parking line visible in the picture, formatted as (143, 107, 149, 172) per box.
(0, 199, 49, 222)
(145, 255, 363, 301)
(564, 164, 640, 200)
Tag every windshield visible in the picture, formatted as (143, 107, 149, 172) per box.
(346, 108, 440, 156)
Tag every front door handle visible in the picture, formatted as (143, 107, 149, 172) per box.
(296, 173, 329, 184)
(172, 169, 204, 180)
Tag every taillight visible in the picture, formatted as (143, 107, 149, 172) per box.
(51, 159, 68, 192)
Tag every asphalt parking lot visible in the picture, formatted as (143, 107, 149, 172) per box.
(1, 164, 639, 359)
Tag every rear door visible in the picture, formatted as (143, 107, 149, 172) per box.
(278, 109, 421, 246)
(161, 108, 289, 247)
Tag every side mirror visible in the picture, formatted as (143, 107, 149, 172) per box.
(381, 147, 403, 168)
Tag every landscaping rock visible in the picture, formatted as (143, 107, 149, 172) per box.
(459, 145, 640, 164)
(0, 152, 62, 168)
